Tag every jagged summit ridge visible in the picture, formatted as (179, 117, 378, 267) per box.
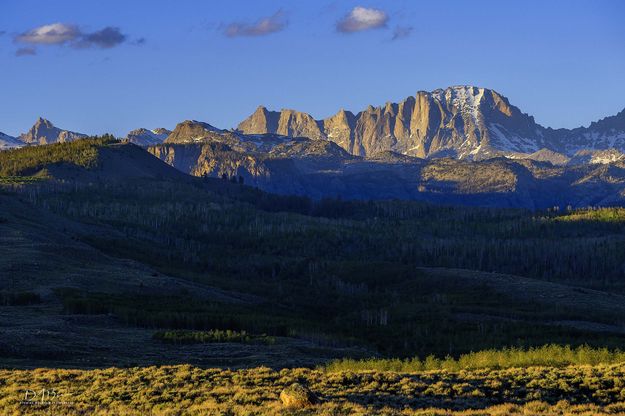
(237, 107, 325, 141)
(19, 117, 86, 145)
(236, 86, 542, 159)
(4, 87, 625, 167)
(236, 86, 625, 161)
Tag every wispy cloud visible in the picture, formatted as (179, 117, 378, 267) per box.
(337, 7, 388, 33)
(15, 47, 36, 57)
(391, 25, 413, 41)
(223, 10, 287, 37)
(15, 23, 132, 50)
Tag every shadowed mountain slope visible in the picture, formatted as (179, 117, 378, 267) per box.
(148, 122, 625, 209)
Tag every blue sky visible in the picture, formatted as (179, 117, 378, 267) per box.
(1, 0, 624, 137)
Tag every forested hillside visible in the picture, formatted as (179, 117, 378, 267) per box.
(2, 138, 625, 362)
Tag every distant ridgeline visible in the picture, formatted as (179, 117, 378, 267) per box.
(5, 87, 625, 160)
(1, 133, 625, 209)
(3, 84, 625, 210)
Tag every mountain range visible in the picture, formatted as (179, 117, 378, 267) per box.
(235, 86, 625, 161)
(4, 86, 625, 164)
(3, 86, 625, 208)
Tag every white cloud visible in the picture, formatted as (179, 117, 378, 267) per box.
(16, 23, 79, 45)
(224, 11, 288, 37)
(15, 23, 131, 50)
(337, 7, 389, 33)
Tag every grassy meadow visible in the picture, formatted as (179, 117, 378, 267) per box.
(6, 356, 625, 415)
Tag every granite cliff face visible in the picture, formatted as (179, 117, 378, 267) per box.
(19, 118, 86, 145)
(237, 106, 325, 140)
(236, 86, 625, 161)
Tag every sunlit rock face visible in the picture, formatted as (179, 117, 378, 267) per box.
(19, 117, 86, 145)
(236, 86, 625, 162)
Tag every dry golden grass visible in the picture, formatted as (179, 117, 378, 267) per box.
(3, 363, 625, 415)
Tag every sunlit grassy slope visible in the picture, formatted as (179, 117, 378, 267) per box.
(5, 357, 625, 415)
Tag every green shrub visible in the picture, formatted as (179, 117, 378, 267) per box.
(152, 329, 275, 345)
(323, 345, 625, 372)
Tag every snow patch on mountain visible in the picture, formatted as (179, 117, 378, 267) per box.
(126, 128, 171, 146)
(568, 149, 625, 165)
(488, 124, 539, 154)
(432, 86, 485, 126)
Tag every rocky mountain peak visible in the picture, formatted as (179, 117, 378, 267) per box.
(326, 109, 355, 124)
(276, 109, 324, 140)
(164, 120, 224, 144)
(152, 128, 170, 135)
(321, 109, 356, 152)
(20, 118, 86, 145)
(237, 107, 324, 140)
(236, 86, 538, 158)
(236, 106, 280, 135)
(32, 117, 55, 130)
(129, 128, 150, 135)
(203, 85, 625, 163)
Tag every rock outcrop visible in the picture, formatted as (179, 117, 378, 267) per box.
(279, 383, 318, 408)
(236, 106, 280, 135)
(236, 106, 325, 140)
(323, 109, 356, 153)
(19, 117, 86, 145)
